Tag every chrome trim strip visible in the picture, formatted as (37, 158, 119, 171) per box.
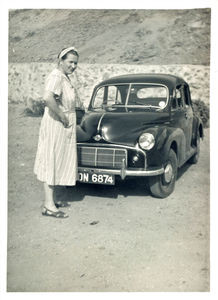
(94, 148, 97, 167)
(113, 149, 115, 168)
(78, 166, 164, 178)
(97, 112, 106, 132)
(78, 145, 128, 153)
(121, 159, 126, 179)
(77, 142, 145, 156)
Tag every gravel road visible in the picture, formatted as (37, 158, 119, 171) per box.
(7, 103, 210, 292)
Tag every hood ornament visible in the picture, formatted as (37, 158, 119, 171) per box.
(93, 134, 102, 141)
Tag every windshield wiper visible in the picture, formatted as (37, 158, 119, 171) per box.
(91, 106, 105, 109)
(128, 100, 145, 105)
(143, 105, 161, 109)
(127, 103, 161, 109)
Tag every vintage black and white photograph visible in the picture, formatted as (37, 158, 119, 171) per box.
(7, 5, 211, 293)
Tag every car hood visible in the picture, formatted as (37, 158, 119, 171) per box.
(80, 107, 170, 146)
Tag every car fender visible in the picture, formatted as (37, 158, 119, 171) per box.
(161, 127, 186, 167)
(196, 116, 204, 139)
(144, 126, 185, 168)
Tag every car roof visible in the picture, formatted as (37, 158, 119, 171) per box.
(96, 73, 187, 89)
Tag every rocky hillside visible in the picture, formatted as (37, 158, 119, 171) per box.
(9, 8, 210, 65)
(8, 63, 210, 107)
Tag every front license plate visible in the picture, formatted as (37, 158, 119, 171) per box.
(78, 172, 115, 185)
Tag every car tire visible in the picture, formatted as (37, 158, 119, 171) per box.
(189, 133, 200, 164)
(148, 149, 178, 198)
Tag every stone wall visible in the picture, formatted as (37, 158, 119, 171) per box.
(8, 63, 210, 107)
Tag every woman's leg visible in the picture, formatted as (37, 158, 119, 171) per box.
(43, 183, 59, 212)
(42, 183, 69, 218)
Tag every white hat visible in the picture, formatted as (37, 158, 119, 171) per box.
(58, 47, 78, 59)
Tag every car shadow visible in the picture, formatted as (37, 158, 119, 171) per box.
(55, 163, 192, 203)
(177, 162, 192, 180)
(57, 176, 150, 203)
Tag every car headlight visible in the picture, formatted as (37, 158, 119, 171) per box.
(139, 133, 155, 150)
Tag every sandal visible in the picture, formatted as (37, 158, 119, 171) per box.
(55, 201, 70, 208)
(42, 207, 69, 218)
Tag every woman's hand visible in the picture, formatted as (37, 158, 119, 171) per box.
(44, 91, 69, 127)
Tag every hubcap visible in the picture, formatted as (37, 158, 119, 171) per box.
(164, 163, 173, 183)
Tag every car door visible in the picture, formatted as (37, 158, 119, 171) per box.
(171, 84, 193, 153)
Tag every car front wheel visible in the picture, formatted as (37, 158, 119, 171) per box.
(148, 149, 178, 198)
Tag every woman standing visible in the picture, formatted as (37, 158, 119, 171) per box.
(34, 47, 80, 218)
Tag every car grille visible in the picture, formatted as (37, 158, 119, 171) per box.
(77, 146, 127, 169)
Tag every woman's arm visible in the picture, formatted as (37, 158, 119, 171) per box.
(44, 90, 69, 127)
(76, 125, 92, 142)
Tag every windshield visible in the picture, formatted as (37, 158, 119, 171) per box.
(91, 83, 168, 109)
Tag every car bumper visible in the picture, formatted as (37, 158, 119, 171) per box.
(77, 143, 164, 179)
(78, 163, 164, 180)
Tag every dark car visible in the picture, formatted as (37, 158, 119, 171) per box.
(76, 74, 203, 198)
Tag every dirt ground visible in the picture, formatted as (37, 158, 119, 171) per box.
(7, 103, 210, 292)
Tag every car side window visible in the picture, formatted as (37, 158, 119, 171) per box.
(183, 85, 191, 106)
(171, 97, 177, 110)
(176, 87, 184, 109)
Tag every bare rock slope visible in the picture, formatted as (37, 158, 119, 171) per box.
(9, 9, 210, 65)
